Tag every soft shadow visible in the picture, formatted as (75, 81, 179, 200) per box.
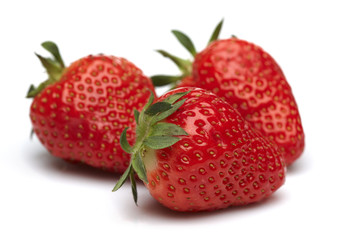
(24, 147, 120, 183)
(25, 143, 288, 221)
(123, 189, 286, 222)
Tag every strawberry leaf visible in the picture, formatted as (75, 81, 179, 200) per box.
(163, 91, 190, 104)
(26, 84, 37, 98)
(150, 122, 188, 137)
(208, 19, 224, 45)
(26, 79, 53, 98)
(151, 98, 186, 125)
(144, 136, 181, 149)
(131, 152, 148, 183)
(151, 75, 183, 87)
(41, 41, 65, 68)
(172, 30, 197, 57)
(155, 50, 192, 76)
(35, 54, 63, 81)
(120, 127, 132, 154)
(145, 102, 172, 116)
(27, 41, 66, 98)
(143, 91, 155, 112)
(134, 109, 140, 124)
(130, 168, 138, 205)
(112, 165, 132, 192)
(27, 85, 35, 95)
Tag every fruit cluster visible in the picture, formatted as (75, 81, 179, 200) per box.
(28, 20, 304, 212)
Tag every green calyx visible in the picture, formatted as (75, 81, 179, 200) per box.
(151, 19, 224, 87)
(112, 90, 191, 205)
(26, 41, 66, 98)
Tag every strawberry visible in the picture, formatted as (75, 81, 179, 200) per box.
(152, 20, 305, 166)
(27, 41, 155, 173)
(113, 87, 285, 212)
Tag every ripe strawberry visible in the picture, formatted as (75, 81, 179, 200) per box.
(27, 41, 155, 172)
(152, 20, 305, 166)
(113, 87, 285, 212)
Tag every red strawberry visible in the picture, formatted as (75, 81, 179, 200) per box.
(152, 20, 305, 166)
(113, 87, 285, 212)
(27, 41, 155, 173)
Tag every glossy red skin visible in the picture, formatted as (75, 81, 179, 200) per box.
(178, 39, 305, 165)
(145, 87, 285, 212)
(30, 55, 155, 172)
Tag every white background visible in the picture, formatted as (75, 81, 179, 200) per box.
(1, 0, 359, 239)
